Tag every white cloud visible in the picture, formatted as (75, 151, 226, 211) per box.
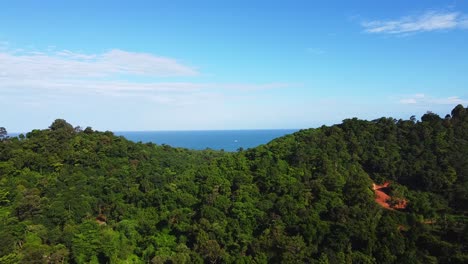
(399, 94, 467, 105)
(0, 79, 291, 95)
(433, 96, 468, 105)
(400, 98, 418, 104)
(362, 11, 468, 34)
(0, 48, 198, 80)
(0, 46, 294, 107)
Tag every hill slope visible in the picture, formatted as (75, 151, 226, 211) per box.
(0, 106, 467, 263)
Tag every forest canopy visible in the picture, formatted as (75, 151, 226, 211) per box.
(0, 105, 467, 263)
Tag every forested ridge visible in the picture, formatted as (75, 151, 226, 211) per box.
(0, 105, 467, 263)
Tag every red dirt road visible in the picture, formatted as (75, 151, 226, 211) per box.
(373, 182, 407, 210)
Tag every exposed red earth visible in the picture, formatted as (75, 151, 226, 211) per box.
(96, 214, 107, 225)
(372, 182, 407, 210)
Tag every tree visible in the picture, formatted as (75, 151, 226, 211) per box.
(49, 119, 74, 131)
(0, 127, 7, 140)
(0, 106, 467, 263)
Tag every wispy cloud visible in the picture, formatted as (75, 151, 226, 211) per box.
(0, 48, 198, 79)
(0, 46, 294, 106)
(399, 94, 467, 105)
(362, 11, 468, 34)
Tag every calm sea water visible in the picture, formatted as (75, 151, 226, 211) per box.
(7, 129, 298, 152)
(115, 129, 298, 151)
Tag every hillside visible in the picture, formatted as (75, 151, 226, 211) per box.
(0, 105, 467, 263)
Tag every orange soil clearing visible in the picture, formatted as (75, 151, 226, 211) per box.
(372, 182, 407, 210)
(95, 214, 107, 225)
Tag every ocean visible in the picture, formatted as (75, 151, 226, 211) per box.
(114, 129, 298, 152)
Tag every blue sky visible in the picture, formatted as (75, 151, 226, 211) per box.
(1, 0, 467, 132)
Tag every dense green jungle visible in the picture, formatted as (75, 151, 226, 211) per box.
(0, 105, 467, 263)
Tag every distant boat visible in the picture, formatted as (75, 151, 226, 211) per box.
(234, 139, 238, 143)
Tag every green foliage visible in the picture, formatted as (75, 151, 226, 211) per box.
(0, 127, 7, 140)
(0, 106, 467, 263)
